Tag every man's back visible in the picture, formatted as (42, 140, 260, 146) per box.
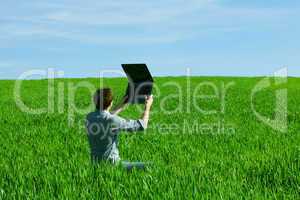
(86, 111, 119, 163)
(86, 110, 145, 164)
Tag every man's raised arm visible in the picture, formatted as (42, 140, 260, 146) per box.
(111, 96, 129, 115)
(141, 95, 153, 129)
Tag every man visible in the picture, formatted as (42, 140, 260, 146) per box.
(86, 88, 153, 170)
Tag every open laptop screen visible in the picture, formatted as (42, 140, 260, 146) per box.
(121, 64, 154, 104)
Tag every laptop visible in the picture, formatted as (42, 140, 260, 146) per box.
(122, 64, 154, 104)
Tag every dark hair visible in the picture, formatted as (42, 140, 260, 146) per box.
(94, 88, 113, 110)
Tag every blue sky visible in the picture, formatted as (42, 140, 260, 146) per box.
(0, 0, 299, 79)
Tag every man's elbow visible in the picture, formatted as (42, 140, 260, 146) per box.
(138, 119, 148, 130)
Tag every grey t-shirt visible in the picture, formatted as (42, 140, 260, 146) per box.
(86, 110, 145, 164)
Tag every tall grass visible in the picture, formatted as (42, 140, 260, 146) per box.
(0, 77, 299, 199)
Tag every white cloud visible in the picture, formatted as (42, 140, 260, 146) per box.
(0, 0, 296, 45)
(45, 0, 213, 25)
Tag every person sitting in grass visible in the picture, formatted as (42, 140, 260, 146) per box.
(86, 88, 153, 170)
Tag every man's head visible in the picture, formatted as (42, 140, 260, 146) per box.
(94, 88, 113, 110)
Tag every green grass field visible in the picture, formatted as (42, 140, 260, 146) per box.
(0, 77, 299, 199)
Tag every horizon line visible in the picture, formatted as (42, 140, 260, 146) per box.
(0, 74, 298, 81)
